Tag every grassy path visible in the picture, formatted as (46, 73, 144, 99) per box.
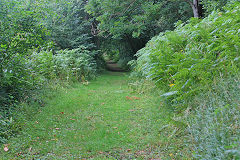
(1, 72, 187, 159)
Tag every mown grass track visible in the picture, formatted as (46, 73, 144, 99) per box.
(1, 72, 189, 159)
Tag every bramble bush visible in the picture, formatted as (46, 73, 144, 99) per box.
(132, 2, 240, 110)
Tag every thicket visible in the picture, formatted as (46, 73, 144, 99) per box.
(85, 0, 235, 67)
(0, 0, 102, 106)
(133, 1, 240, 110)
(0, 0, 102, 143)
(0, 0, 50, 111)
(54, 47, 98, 82)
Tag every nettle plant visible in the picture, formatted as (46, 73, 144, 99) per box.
(54, 46, 97, 82)
(135, 2, 240, 109)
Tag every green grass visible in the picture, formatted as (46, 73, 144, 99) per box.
(0, 71, 190, 159)
(187, 76, 240, 159)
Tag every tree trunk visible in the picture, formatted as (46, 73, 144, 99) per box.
(192, 0, 199, 17)
(184, 0, 203, 18)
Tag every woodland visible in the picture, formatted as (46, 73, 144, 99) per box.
(0, 0, 240, 159)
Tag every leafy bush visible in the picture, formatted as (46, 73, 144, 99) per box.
(54, 46, 97, 82)
(133, 2, 240, 110)
(28, 50, 56, 84)
(0, 49, 55, 143)
(202, 0, 238, 15)
(0, 49, 55, 110)
(0, 0, 101, 145)
(0, 0, 50, 111)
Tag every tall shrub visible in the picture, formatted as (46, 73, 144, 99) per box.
(0, 0, 50, 110)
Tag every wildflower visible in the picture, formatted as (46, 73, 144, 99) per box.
(169, 84, 175, 87)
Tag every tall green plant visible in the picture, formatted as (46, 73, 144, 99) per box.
(202, 0, 237, 15)
(0, 0, 50, 110)
(54, 46, 97, 82)
(133, 2, 240, 110)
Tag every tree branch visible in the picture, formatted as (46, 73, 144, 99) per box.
(121, 0, 137, 16)
(108, 0, 137, 21)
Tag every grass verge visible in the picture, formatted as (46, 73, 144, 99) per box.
(187, 75, 240, 159)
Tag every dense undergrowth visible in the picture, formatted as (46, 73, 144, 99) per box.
(0, 47, 102, 143)
(132, 1, 240, 111)
(0, 1, 103, 143)
(130, 1, 240, 158)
